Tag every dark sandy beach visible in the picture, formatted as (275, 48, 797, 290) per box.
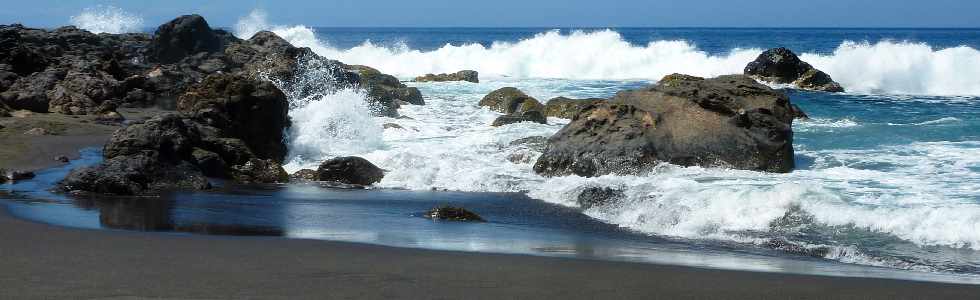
(0, 108, 162, 172)
(3, 204, 980, 299)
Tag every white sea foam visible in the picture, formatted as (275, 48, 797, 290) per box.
(239, 10, 980, 271)
(69, 5, 143, 34)
(803, 41, 980, 96)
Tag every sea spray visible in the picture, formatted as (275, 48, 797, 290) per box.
(237, 10, 980, 96)
(69, 5, 143, 34)
(803, 41, 980, 96)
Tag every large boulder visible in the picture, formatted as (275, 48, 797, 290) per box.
(543, 97, 607, 119)
(413, 70, 479, 83)
(533, 74, 797, 177)
(349, 65, 424, 113)
(481, 87, 548, 126)
(0, 68, 65, 112)
(47, 70, 124, 114)
(61, 150, 211, 195)
(744, 47, 844, 93)
(62, 74, 295, 196)
(316, 156, 385, 185)
(148, 15, 226, 64)
(479, 87, 544, 114)
(177, 73, 291, 162)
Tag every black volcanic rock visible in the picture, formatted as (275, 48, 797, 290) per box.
(745, 47, 844, 92)
(543, 96, 607, 119)
(177, 73, 291, 162)
(148, 15, 226, 64)
(534, 74, 797, 177)
(413, 70, 479, 83)
(492, 110, 547, 126)
(316, 156, 385, 185)
(424, 206, 486, 222)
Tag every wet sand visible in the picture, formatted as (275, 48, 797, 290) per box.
(2, 206, 980, 299)
(0, 108, 160, 172)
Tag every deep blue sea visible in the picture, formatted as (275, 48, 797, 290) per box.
(3, 9, 980, 284)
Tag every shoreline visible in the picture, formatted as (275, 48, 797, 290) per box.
(0, 108, 163, 172)
(2, 204, 980, 299)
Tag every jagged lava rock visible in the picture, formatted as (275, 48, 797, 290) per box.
(413, 70, 479, 83)
(744, 47, 844, 92)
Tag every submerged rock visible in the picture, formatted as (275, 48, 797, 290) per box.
(289, 169, 319, 182)
(316, 156, 385, 185)
(491, 110, 547, 126)
(534, 74, 798, 177)
(413, 70, 479, 83)
(744, 47, 844, 93)
(577, 187, 625, 209)
(424, 206, 486, 222)
(543, 97, 607, 119)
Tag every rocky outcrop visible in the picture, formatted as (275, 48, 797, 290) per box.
(177, 73, 290, 162)
(533, 74, 798, 177)
(480, 87, 548, 126)
(413, 70, 479, 83)
(349, 65, 424, 114)
(148, 15, 229, 64)
(316, 156, 385, 185)
(62, 74, 293, 195)
(744, 47, 844, 93)
(543, 97, 607, 119)
(424, 206, 486, 222)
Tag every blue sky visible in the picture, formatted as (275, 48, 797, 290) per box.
(1, 0, 977, 28)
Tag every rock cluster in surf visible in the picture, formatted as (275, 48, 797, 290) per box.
(479, 87, 547, 126)
(413, 70, 479, 83)
(534, 73, 798, 177)
(744, 47, 844, 93)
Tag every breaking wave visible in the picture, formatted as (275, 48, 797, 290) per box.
(235, 10, 980, 97)
(69, 5, 143, 34)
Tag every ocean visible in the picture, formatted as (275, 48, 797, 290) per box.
(3, 9, 980, 283)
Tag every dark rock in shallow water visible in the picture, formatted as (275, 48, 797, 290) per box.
(317, 156, 385, 185)
(481, 87, 548, 126)
(534, 74, 797, 177)
(230, 158, 290, 184)
(148, 15, 227, 64)
(62, 151, 212, 195)
(350, 65, 425, 111)
(177, 73, 291, 162)
(577, 187, 625, 209)
(479, 87, 544, 115)
(0, 169, 35, 182)
(413, 70, 479, 83)
(765, 239, 830, 258)
(543, 97, 607, 119)
(491, 110, 547, 126)
(289, 169, 319, 182)
(424, 206, 486, 222)
(744, 47, 844, 93)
